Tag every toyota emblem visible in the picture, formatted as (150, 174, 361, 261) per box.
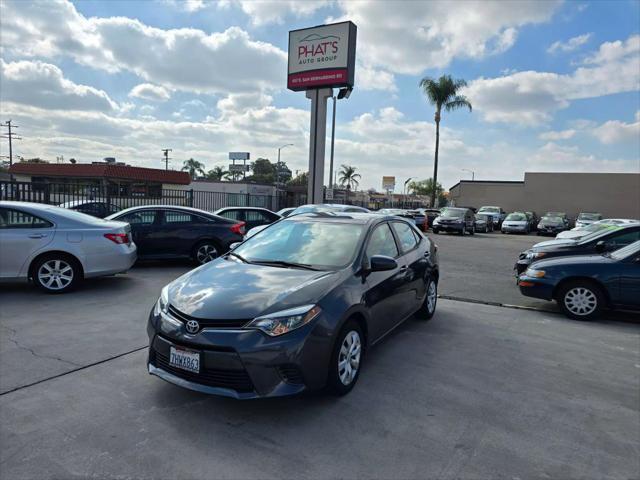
(185, 320, 200, 334)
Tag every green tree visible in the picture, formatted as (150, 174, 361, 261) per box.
(408, 178, 447, 207)
(181, 158, 205, 180)
(205, 166, 227, 181)
(287, 171, 308, 186)
(419, 75, 472, 207)
(338, 164, 361, 203)
(247, 158, 276, 183)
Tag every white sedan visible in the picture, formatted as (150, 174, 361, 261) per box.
(0, 201, 137, 293)
(555, 218, 639, 240)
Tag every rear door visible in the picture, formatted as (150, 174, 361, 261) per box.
(117, 209, 159, 257)
(363, 222, 405, 341)
(0, 207, 55, 279)
(391, 221, 428, 317)
(156, 210, 200, 257)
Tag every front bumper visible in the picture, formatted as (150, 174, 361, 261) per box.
(502, 225, 527, 233)
(433, 222, 463, 232)
(537, 227, 562, 236)
(517, 276, 555, 300)
(146, 308, 333, 399)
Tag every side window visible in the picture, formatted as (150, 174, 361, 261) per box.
(246, 211, 270, 223)
(219, 210, 243, 221)
(608, 230, 640, 247)
(164, 211, 195, 225)
(391, 221, 418, 253)
(0, 208, 53, 229)
(121, 210, 156, 225)
(366, 223, 399, 258)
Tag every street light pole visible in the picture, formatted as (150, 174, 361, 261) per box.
(462, 168, 475, 181)
(329, 95, 336, 189)
(403, 177, 414, 208)
(277, 143, 294, 186)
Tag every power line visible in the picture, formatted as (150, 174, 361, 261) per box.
(162, 148, 172, 170)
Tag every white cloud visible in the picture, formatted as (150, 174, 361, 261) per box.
(591, 114, 640, 144)
(0, 0, 287, 95)
(356, 64, 397, 92)
(465, 35, 640, 125)
(539, 129, 576, 140)
(333, 0, 560, 74)
(237, 0, 330, 26)
(129, 83, 171, 101)
(547, 33, 592, 54)
(0, 59, 117, 111)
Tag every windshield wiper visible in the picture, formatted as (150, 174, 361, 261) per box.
(251, 259, 321, 271)
(227, 252, 251, 263)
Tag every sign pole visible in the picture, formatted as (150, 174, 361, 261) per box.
(306, 88, 332, 204)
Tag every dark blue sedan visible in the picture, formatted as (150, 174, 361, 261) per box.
(518, 240, 640, 320)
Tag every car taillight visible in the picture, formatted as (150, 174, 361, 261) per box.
(104, 233, 130, 245)
(230, 221, 246, 235)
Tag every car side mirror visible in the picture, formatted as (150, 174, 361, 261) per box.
(595, 240, 606, 253)
(370, 255, 398, 272)
(229, 242, 242, 250)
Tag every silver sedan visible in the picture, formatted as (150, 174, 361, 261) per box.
(0, 201, 137, 293)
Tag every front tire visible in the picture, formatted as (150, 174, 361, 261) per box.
(459, 225, 465, 236)
(327, 321, 364, 396)
(469, 225, 475, 236)
(416, 278, 437, 320)
(32, 254, 81, 293)
(557, 281, 604, 320)
(433, 229, 439, 234)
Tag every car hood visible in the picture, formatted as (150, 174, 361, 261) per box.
(167, 258, 340, 320)
(555, 230, 586, 240)
(533, 238, 577, 248)
(530, 254, 613, 270)
(503, 220, 527, 226)
(435, 216, 463, 221)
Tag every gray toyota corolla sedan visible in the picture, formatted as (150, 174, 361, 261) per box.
(147, 212, 439, 399)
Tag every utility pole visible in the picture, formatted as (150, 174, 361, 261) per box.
(2, 120, 22, 181)
(329, 95, 336, 189)
(162, 149, 172, 170)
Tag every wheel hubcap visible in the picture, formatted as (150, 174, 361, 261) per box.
(427, 281, 437, 313)
(38, 260, 73, 290)
(564, 287, 597, 316)
(338, 331, 361, 386)
(196, 244, 218, 264)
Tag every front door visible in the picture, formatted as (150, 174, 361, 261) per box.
(0, 207, 55, 278)
(391, 221, 428, 317)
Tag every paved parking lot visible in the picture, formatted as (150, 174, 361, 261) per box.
(1, 234, 639, 479)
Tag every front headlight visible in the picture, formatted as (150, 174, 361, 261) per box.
(526, 251, 546, 260)
(525, 268, 546, 278)
(245, 304, 322, 336)
(153, 285, 169, 316)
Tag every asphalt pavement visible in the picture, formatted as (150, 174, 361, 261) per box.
(1, 299, 638, 479)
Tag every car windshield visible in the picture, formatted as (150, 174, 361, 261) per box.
(232, 220, 365, 269)
(578, 213, 601, 220)
(479, 207, 499, 213)
(476, 214, 489, 220)
(541, 216, 562, 224)
(506, 213, 526, 221)
(546, 212, 565, 217)
(378, 209, 405, 215)
(577, 226, 623, 244)
(609, 240, 640, 260)
(440, 208, 465, 218)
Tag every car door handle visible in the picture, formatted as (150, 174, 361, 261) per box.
(28, 234, 46, 239)
(399, 265, 408, 271)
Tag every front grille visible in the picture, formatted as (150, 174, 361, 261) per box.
(167, 304, 250, 329)
(277, 365, 305, 385)
(151, 349, 254, 393)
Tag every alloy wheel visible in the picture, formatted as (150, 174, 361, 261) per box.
(427, 281, 437, 314)
(196, 244, 218, 264)
(38, 259, 74, 291)
(564, 287, 597, 316)
(338, 330, 361, 386)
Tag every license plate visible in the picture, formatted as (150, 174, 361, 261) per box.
(169, 346, 200, 374)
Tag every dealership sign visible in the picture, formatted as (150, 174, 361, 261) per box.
(382, 176, 396, 191)
(288, 21, 357, 91)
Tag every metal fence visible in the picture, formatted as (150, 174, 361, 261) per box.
(0, 181, 289, 213)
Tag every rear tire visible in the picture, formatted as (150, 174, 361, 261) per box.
(459, 225, 465, 236)
(32, 254, 81, 293)
(416, 278, 437, 320)
(192, 240, 220, 265)
(556, 280, 604, 320)
(327, 321, 364, 396)
(433, 229, 439, 234)
(469, 225, 475, 236)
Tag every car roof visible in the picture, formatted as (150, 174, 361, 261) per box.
(107, 204, 218, 217)
(285, 211, 412, 225)
(214, 207, 275, 212)
(58, 199, 111, 208)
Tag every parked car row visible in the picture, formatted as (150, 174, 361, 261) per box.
(516, 223, 640, 319)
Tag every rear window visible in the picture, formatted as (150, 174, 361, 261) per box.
(440, 208, 465, 218)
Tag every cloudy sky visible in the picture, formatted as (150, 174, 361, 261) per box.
(1, 0, 639, 191)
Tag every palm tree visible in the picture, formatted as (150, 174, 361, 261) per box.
(338, 164, 361, 203)
(205, 166, 227, 181)
(419, 75, 472, 207)
(181, 158, 205, 179)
